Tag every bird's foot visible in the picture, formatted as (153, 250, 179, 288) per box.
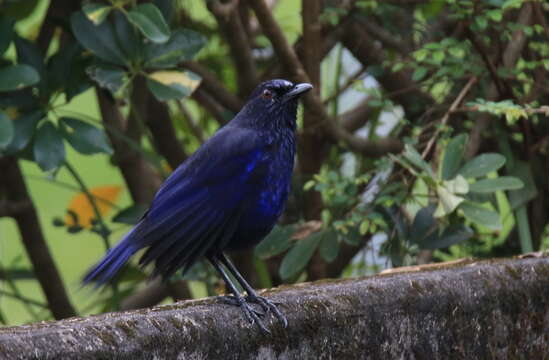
(220, 295, 265, 317)
(245, 294, 287, 328)
(219, 295, 271, 333)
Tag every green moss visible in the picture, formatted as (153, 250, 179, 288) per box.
(115, 320, 138, 338)
(93, 327, 118, 346)
(410, 280, 424, 294)
(502, 265, 522, 280)
(167, 317, 184, 330)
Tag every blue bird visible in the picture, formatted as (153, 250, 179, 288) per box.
(84, 79, 312, 332)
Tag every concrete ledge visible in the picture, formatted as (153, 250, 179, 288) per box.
(0, 256, 548, 359)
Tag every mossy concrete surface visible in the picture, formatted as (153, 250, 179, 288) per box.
(0, 256, 547, 359)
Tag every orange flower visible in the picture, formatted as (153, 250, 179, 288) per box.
(65, 185, 122, 228)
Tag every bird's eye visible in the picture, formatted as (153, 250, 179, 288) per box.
(261, 89, 273, 100)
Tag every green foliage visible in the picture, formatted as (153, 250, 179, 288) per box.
(279, 230, 324, 280)
(467, 99, 547, 125)
(458, 153, 506, 178)
(255, 225, 296, 259)
(112, 204, 148, 225)
(126, 3, 171, 44)
(394, 134, 523, 231)
(58, 117, 113, 155)
(0, 111, 14, 149)
(33, 121, 66, 171)
(71, 3, 205, 100)
(0, 64, 39, 91)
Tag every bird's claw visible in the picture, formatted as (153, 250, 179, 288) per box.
(245, 295, 288, 328)
(220, 295, 265, 317)
(220, 295, 271, 333)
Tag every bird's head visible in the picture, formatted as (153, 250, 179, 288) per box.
(235, 79, 313, 131)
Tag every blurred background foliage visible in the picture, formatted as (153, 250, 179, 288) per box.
(0, 0, 548, 325)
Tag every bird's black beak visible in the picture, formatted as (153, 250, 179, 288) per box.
(283, 83, 313, 102)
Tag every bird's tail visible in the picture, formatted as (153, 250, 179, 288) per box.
(83, 228, 137, 287)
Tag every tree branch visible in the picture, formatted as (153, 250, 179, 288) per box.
(208, 0, 259, 96)
(146, 95, 188, 169)
(355, 16, 410, 53)
(182, 61, 244, 112)
(0, 199, 32, 217)
(95, 88, 161, 204)
(36, 0, 80, 53)
(300, 0, 328, 280)
(191, 87, 230, 126)
(421, 76, 477, 158)
(1, 257, 546, 358)
(261, 18, 346, 81)
(0, 157, 77, 320)
(175, 100, 206, 144)
(341, 19, 433, 122)
(339, 100, 375, 132)
(465, 3, 534, 158)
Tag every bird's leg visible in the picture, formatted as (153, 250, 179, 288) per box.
(208, 256, 271, 333)
(218, 253, 288, 328)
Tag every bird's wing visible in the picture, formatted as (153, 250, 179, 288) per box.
(133, 125, 270, 278)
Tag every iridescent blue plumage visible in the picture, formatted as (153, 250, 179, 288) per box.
(83, 79, 312, 332)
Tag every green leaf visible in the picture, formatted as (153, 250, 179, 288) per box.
(419, 225, 473, 249)
(359, 220, 369, 235)
(434, 185, 464, 217)
(342, 228, 362, 246)
(154, 0, 176, 22)
(0, 64, 39, 91)
(113, 11, 142, 62)
(410, 204, 436, 244)
(402, 144, 433, 176)
(144, 29, 206, 68)
(146, 70, 201, 101)
(442, 175, 469, 194)
(83, 3, 112, 25)
(47, 42, 91, 98)
(126, 3, 170, 44)
(4, 111, 41, 154)
(279, 231, 322, 280)
(255, 225, 295, 259)
(432, 50, 445, 64)
(14, 36, 44, 76)
(459, 202, 502, 230)
(507, 161, 537, 209)
(2, 0, 40, 21)
(412, 66, 428, 81)
(71, 11, 127, 66)
(413, 49, 428, 62)
(469, 177, 524, 193)
(33, 121, 66, 171)
(303, 180, 315, 191)
(441, 134, 468, 180)
(448, 46, 465, 58)
(58, 117, 113, 155)
(0, 111, 14, 149)
(458, 153, 505, 178)
(86, 65, 127, 95)
(319, 229, 339, 263)
(112, 204, 148, 225)
(0, 17, 15, 55)
(476, 16, 488, 30)
(464, 191, 495, 205)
